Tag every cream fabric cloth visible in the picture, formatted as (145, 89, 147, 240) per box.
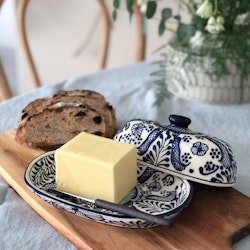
(0, 62, 249, 249)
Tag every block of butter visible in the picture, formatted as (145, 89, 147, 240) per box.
(55, 132, 137, 203)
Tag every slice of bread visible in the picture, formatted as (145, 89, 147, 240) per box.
(15, 90, 116, 149)
(53, 94, 116, 138)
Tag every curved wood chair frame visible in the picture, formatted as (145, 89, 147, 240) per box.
(0, 0, 12, 101)
(0, 0, 146, 101)
(17, 0, 112, 88)
(133, 4, 146, 62)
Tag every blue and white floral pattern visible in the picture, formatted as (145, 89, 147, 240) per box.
(191, 142, 209, 156)
(24, 151, 193, 228)
(114, 117, 237, 187)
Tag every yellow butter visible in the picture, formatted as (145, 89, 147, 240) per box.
(55, 132, 137, 203)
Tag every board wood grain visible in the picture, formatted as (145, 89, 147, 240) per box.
(0, 130, 249, 250)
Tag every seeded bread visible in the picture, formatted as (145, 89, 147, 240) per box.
(15, 90, 116, 149)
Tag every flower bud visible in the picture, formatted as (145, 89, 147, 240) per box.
(205, 16, 225, 34)
(196, 0, 213, 19)
(217, 16, 225, 24)
(137, 0, 149, 14)
(207, 16, 216, 25)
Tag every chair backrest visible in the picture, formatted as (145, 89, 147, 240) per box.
(1, 0, 146, 101)
(0, 58, 12, 101)
(17, 0, 113, 88)
(0, 0, 12, 101)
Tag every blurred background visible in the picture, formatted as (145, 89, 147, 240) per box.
(0, 0, 171, 97)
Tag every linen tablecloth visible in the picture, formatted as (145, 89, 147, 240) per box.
(0, 62, 249, 249)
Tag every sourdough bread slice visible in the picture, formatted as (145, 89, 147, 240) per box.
(53, 94, 116, 138)
(15, 89, 116, 149)
(20, 98, 52, 117)
(15, 104, 107, 149)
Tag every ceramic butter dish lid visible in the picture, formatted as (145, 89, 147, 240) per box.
(114, 115, 237, 187)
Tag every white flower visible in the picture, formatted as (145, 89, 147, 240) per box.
(207, 16, 216, 25)
(196, 0, 213, 19)
(137, 0, 149, 14)
(205, 16, 225, 34)
(216, 16, 225, 25)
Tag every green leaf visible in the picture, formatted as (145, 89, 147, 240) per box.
(146, 1, 157, 19)
(112, 9, 117, 21)
(113, 0, 120, 9)
(126, 0, 134, 21)
(191, 15, 206, 31)
(158, 20, 165, 36)
(161, 8, 172, 21)
(177, 23, 196, 40)
(126, 0, 133, 12)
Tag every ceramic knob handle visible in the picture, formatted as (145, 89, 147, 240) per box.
(169, 115, 191, 128)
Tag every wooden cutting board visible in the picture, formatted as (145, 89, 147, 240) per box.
(0, 130, 249, 250)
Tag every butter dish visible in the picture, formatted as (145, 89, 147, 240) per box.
(24, 151, 192, 228)
(114, 115, 237, 187)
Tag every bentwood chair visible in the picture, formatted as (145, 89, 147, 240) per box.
(0, 0, 12, 101)
(0, 0, 146, 101)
